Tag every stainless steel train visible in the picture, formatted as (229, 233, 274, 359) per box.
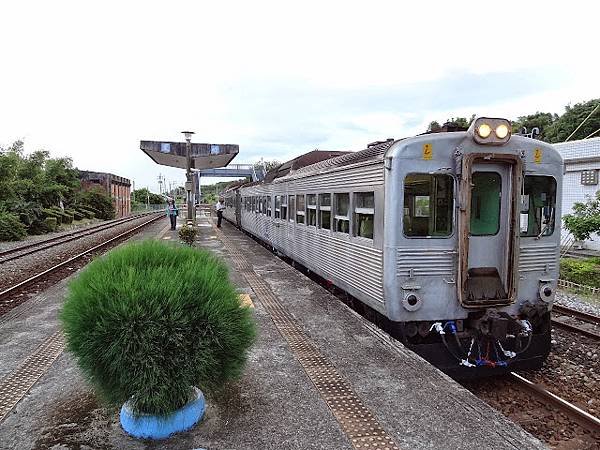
(221, 117, 562, 376)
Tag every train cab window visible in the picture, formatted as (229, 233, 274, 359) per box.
(319, 194, 331, 230)
(334, 193, 350, 233)
(354, 192, 374, 239)
(520, 176, 557, 237)
(296, 194, 305, 224)
(274, 195, 281, 219)
(281, 196, 288, 220)
(403, 174, 453, 237)
(470, 172, 500, 236)
(306, 194, 317, 226)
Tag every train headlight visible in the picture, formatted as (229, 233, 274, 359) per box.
(402, 292, 423, 311)
(468, 117, 512, 145)
(477, 123, 492, 139)
(495, 124, 509, 139)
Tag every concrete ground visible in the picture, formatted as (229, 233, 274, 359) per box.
(0, 215, 547, 450)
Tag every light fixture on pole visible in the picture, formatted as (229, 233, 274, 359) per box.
(181, 131, 195, 225)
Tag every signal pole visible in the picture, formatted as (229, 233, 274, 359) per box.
(181, 131, 195, 225)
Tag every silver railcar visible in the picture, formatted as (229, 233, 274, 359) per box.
(223, 118, 562, 376)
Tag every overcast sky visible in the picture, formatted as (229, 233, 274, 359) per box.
(1, 1, 598, 192)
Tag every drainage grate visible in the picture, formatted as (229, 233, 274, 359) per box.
(214, 224, 400, 450)
(0, 331, 65, 422)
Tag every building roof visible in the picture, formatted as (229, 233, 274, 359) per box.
(553, 137, 600, 162)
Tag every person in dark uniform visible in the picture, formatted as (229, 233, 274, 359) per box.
(166, 200, 179, 230)
(215, 198, 225, 228)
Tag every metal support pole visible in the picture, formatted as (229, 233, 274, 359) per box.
(182, 131, 196, 225)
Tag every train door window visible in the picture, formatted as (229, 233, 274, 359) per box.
(307, 194, 317, 226)
(354, 192, 374, 239)
(281, 196, 288, 220)
(403, 174, 453, 237)
(470, 172, 500, 236)
(274, 195, 281, 219)
(296, 194, 305, 224)
(319, 194, 331, 230)
(289, 195, 296, 222)
(520, 176, 556, 237)
(334, 193, 350, 233)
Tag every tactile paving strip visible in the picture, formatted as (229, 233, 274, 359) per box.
(214, 224, 400, 450)
(0, 330, 65, 422)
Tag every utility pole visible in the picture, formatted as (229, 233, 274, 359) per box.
(182, 131, 195, 225)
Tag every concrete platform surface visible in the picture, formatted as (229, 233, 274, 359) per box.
(0, 215, 546, 450)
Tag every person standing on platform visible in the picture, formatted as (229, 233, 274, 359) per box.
(215, 198, 225, 228)
(166, 199, 179, 230)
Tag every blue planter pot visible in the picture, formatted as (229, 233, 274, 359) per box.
(120, 387, 205, 440)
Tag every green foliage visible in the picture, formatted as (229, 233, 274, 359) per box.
(544, 98, 600, 143)
(133, 188, 164, 205)
(77, 187, 115, 220)
(560, 257, 600, 288)
(511, 112, 558, 140)
(178, 225, 198, 246)
(0, 211, 28, 241)
(427, 121, 441, 132)
(45, 216, 58, 232)
(563, 191, 600, 241)
(60, 240, 256, 415)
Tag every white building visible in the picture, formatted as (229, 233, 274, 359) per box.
(554, 137, 600, 250)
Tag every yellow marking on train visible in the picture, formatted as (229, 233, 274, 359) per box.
(534, 148, 543, 164)
(239, 293, 254, 308)
(423, 143, 433, 160)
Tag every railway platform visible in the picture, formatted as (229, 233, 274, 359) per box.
(0, 215, 546, 449)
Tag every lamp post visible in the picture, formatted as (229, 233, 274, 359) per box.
(181, 131, 195, 225)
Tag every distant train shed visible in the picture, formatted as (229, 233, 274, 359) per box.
(79, 170, 131, 217)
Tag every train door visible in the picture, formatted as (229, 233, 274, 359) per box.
(235, 190, 242, 227)
(458, 155, 521, 307)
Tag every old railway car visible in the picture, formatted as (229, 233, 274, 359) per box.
(222, 118, 562, 376)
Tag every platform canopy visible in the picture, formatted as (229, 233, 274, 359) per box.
(140, 140, 239, 170)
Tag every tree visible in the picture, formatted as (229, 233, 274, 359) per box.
(563, 191, 600, 241)
(511, 112, 558, 140)
(77, 187, 116, 220)
(132, 188, 164, 205)
(254, 159, 281, 174)
(544, 98, 600, 143)
(427, 121, 441, 132)
(445, 115, 476, 129)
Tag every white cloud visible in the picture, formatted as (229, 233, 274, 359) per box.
(1, 0, 598, 190)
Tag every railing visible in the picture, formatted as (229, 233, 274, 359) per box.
(558, 279, 600, 296)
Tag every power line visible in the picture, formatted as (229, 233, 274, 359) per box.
(565, 102, 600, 142)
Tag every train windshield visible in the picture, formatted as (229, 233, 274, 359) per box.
(520, 176, 557, 237)
(403, 174, 453, 237)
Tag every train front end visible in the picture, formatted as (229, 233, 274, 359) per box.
(384, 118, 562, 377)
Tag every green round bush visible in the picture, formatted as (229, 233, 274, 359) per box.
(61, 240, 256, 415)
(0, 211, 28, 241)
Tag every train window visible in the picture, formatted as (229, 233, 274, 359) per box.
(319, 194, 331, 230)
(520, 176, 556, 237)
(354, 192, 374, 239)
(281, 196, 288, 220)
(334, 193, 350, 233)
(289, 195, 295, 222)
(296, 194, 305, 224)
(274, 195, 281, 219)
(403, 174, 453, 237)
(470, 172, 500, 236)
(266, 196, 271, 217)
(307, 194, 317, 226)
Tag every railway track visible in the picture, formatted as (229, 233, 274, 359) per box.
(552, 303, 600, 341)
(0, 211, 158, 264)
(509, 372, 600, 434)
(0, 212, 164, 317)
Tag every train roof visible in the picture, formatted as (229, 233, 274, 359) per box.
(273, 139, 397, 183)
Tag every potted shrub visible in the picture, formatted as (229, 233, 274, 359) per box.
(178, 224, 198, 246)
(60, 240, 256, 439)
